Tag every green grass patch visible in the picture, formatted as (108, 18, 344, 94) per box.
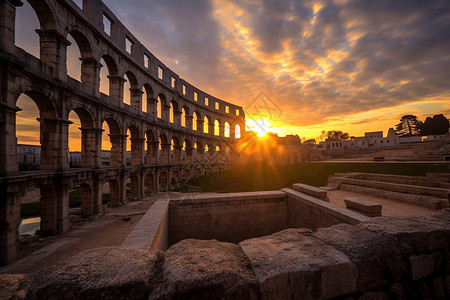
(176, 162, 450, 193)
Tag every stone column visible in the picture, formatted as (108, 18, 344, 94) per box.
(185, 115, 193, 129)
(130, 88, 143, 111)
(219, 124, 224, 137)
(147, 140, 158, 164)
(108, 134, 126, 167)
(130, 137, 145, 166)
(173, 145, 182, 163)
(162, 103, 170, 122)
(80, 57, 101, 98)
(185, 146, 193, 163)
(80, 127, 102, 168)
(147, 97, 157, 120)
(197, 119, 204, 133)
(36, 29, 70, 81)
(107, 75, 125, 107)
(0, 102, 20, 174)
(0, 188, 21, 266)
(208, 147, 215, 163)
(174, 110, 182, 126)
(161, 142, 170, 164)
(55, 180, 70, 234)
(38, 117, 71, 171)
(0, 0, 23, 54)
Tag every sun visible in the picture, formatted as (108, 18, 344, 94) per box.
(245, 118, 274, 137)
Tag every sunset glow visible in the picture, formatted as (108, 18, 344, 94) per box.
(14, 0, 450, 144)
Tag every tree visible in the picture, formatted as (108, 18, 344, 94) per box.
(326, 130, 350, 141)
(395, 115, 422, 136)
(420, 114, 449, 136)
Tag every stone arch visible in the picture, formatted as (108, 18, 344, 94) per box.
(15, 90, 59, 170)
(157, 93, 167, 120)
(99, 54, 119, 97)
(214, 119, 220, 136)
(159, 133, 169, 164)
(65, 29, 94, 83)
(27, 0, 58, 31)
(192, 111, 201, 131)
(68, 105, 96, 167)
(142, 83, 154, 115)
(127, 124, 141, 166)
(181, 106, 189, 127)
(204, 115, 211, 134)
(235, 124, 241, 138)
(124, 71, 139, 107)
(171, 136, 181, 163)
(102, 117, 122, 166)
(224, 122, 230, 138)
(169, 100, 179, 125)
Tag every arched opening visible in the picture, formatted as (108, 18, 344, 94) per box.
(68, 110, 82, 167)
(16, 94, 40, 171)
(66, 31, 93, 83)
(192, 112, 198, 131)
(123, 74, 131, 105)
(235, 124, 241, 138)
(171, 137, 181, 163)
(204, 116, 210, 134)
(101, 118, 121, 166)
(193, 142, 198, 163)
(15, 91, 58, 171)
(141, 86, 147, 113)
(204, 144, 209, 162)
(214, 120, 220, 136)
(159, 134, 169, 164)
(157, 95, 164, 119)
(181, 108, 187, 127)
(146, 130, 156, 164)
(14, 0, 41, 58)
(224, 122, 230, 137)
(99, 55, 118, 97)
(143, 84, 154, 115)
(170, 102, 174, 124)
(215, 145, 220, 163)
(127, 125, 142, 166)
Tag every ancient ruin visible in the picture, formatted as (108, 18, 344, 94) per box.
(0, 0, 244, 265)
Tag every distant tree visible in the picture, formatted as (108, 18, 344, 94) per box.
(326, 130, 350, 141)
(420, 114, 449, 136)
(395, 115, 422, 136)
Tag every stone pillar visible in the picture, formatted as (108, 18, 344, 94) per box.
(0, 0, 23, 54)
(147, 97, 157, 120)
(173, 145, 182, 163)
(185, 146, 193, 163)
(186, 115, 193, 130)
(80, 183, 94, 217)
(197, 119, 204, 133)
(162, 103, 170, 122)
(80, 57, 101, 98)
(130, 88, 142, 111)
(107, 75, 125, 107)
(130, 174, 141, 201)
(130, 137, 145, 166)
(209, 123, 215, 135)
(208, 147, 215, 163)
(109, 134, 126, 167)
(147, 140, 158, 164)
(36, 29, 70, 81)
(80, 127, 102, 168)
(161, 142, 170, 164)
(219, 124, 224, 137)
(174, 110, 182, 126)
(55, 181, 70, 234)
(0, 188, 21, 266)
(38, 117, 71, 171)
(0, 102, 20, 174)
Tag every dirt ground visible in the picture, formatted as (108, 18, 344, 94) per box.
(0, 190, 439, 276)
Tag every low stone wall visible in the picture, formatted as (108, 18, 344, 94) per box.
(169, 191, 288, 245)
(284, 188, 370, 229)
(10, 210, 450, 299)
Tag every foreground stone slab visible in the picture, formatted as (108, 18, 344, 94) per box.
(344, 197, 382, 217)
(149, 239, 258, 299)
(0, 274, 26, 299)
(240, 228, 357, 299)
(19, 247, 163, 300)
(314, 223, 406, 292)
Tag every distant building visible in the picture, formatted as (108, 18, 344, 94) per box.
(17, 144, 41, 171)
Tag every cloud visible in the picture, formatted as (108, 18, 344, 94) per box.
(14, 0, 450, 139)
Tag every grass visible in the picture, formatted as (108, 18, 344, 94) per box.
(177, 162, 450, 193)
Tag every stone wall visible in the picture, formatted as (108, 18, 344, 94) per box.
(10, 209, 450, 299)
(169, 191, 288, 245)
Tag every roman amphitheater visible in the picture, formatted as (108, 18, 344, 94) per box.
(1, 1, 450, 299)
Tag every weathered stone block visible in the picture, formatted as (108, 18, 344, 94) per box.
(314, 223, 406, 292)
(359, 291, 389, 300)
(410, 254, 435, 281)
(149, 239, 258, 299)
(240, 228, 357, 300)
(20, 247, 163, 300)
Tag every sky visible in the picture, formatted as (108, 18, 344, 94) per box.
(14, 0, 450, 147)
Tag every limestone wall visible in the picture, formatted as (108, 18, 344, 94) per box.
(169, 191, 288, 245)
(12, 210, 450, 299)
